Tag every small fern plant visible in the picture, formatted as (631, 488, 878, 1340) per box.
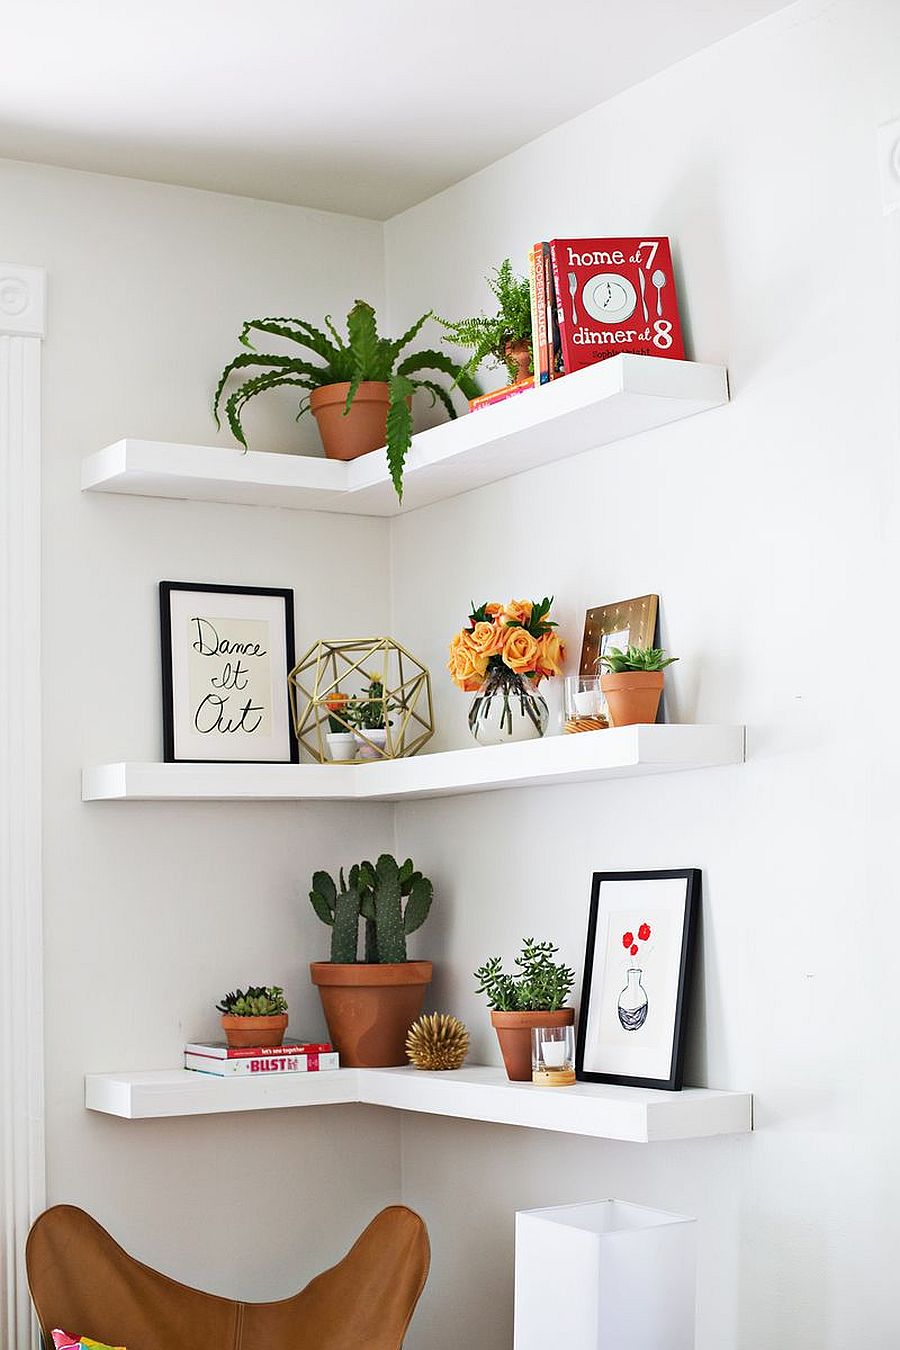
(440, 259, 533, 382)
(214, 300, 477, 500)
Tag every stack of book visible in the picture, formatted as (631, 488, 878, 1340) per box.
(531, 236, 685, 384)
(185, 1039, 339, 1076)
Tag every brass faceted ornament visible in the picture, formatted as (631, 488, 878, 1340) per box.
(406, 1013, 470, 1071)
(288, 637, 434, 764)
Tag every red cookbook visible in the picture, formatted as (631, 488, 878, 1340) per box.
(548, 237, 684, 375)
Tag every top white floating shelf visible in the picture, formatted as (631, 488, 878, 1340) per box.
(81, 355, 729, 517)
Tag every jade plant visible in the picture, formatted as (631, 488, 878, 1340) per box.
(344, 677, 392, 731)
(215, 986, 288, 1016)
(440, 259, 533, 382)
(474, 938, 574, 1012)
(309, 854, 433, 964)
(598, 645, 678, 673)
(214, 299, 478, 500)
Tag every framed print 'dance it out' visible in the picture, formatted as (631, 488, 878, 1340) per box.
(160, 582, 297, 763)
(576, 869, 699, 1091)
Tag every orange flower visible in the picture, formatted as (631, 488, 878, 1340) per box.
(533, 631, 565, 681)
(448, 631, 489, 692)
(502, 626, 539, 675)
(324, 692, 349, 712)
(467, 620, 504, 658)
(501, 599, 533, 627)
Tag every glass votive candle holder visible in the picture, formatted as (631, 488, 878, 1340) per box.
(532, 1024, 576, 1087)
(563, 676, 608, 734)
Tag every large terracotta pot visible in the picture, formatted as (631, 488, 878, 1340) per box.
(219, 1013, 288, 1049)
(309, 381, 390, 461)
(310, 961, 432, 1067)
(490, 1008, 575, 1082)
(600, 671, 664, 727)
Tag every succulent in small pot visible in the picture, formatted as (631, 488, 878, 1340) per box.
(215, 985, 289, 1048)
(598, 645, 678, 727)
(308, 854, 434, 1066)
(474, 939, 575, 1082)
(344, 676, 394, 760)
(323, 693, 357, 762)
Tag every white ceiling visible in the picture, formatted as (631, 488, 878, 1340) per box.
(3, 0, 795, 219)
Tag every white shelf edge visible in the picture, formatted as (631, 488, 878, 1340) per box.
(81, 725, 746, 802)
(80, 355, 729, 518)
(84, 1065, 752, 1142)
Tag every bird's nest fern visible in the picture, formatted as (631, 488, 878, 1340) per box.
(214, 300, 479, 500)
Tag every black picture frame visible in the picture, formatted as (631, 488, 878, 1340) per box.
(576, 869, 699, 1091)
(159, 581, 298, 764)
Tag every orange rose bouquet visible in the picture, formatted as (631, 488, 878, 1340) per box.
(448, 597, 565, 744)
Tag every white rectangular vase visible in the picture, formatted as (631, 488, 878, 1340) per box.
(514, 1200, 696, 1350)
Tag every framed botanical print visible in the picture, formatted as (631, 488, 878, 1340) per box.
(576, 869, 699, 1090)
(159, 582, 297, 763)
(579, 594, 659, 678)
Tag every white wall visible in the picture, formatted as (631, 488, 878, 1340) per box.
(385, 1, 900, 1345)
(0, 158, 404, 1296)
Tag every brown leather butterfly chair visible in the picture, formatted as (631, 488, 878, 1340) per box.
(27, 1203, 429, 1350)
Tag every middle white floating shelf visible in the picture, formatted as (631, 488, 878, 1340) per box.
(82, 724, 745, 802)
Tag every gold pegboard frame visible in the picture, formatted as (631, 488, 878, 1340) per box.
(288, 637, 434, 763)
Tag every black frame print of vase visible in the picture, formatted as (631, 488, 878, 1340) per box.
(576, 869, 699, 1091)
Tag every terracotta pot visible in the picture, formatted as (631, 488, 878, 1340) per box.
(219, 1013, 288, 1049)
(490, 1008, 575, 1082)
(600, 671, 664, 727)
(310, 961, 432, 1067)
(309, 381, 391, 461)
(504, 338, 533, 384)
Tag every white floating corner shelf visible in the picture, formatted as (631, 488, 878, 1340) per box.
(85, 1065, 752, 1142)
(81, 355, 729, 517)
(81, 724, 746, 802)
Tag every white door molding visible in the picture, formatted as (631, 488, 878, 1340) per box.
(0, 263, 46, 1350)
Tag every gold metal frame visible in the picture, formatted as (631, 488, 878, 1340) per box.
(288, 637, 434, 764)
(579, 595, 659, 677)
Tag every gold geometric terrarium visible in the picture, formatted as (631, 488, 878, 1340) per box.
(288, 637, 434, 764)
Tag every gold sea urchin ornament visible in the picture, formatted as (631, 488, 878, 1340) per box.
(406, 1013, 470, 1071)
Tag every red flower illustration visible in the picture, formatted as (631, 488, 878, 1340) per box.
(622, 931, 634, 948)
(638, 922, 651, 942)
(630, 944, 639, 957)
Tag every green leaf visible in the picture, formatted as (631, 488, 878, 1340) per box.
(388, 310, 431, 364)
(386, 374, 415, 501)
(213, 353, 320, 429)
(403, 875, 433, 935)
(238, 317, 339, 366)
(223, 371, 317, 447)
(410, 378, 456, 421)
(345, 300, 382, 412)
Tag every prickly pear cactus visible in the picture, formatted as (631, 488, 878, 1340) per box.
(374, 853, 406, 963)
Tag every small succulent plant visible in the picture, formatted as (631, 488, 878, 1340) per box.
(215, 986, 288, 1017)
(474, 938, 574, 1012)
(598, 645, 678, 673)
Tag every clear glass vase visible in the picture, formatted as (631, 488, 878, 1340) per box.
(617, 968, 649, 1031)
(467, 666, 549, 746)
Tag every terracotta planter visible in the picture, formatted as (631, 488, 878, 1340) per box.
(490, 1008, 575, 1082)
(310, 961, 432, 1067)
(600, 671, 664, 727)
(309, 381, 391, 462)
(220, 1013, 288, 1049)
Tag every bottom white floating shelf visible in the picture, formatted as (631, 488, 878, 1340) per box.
(85, 1065, 752, 1143)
